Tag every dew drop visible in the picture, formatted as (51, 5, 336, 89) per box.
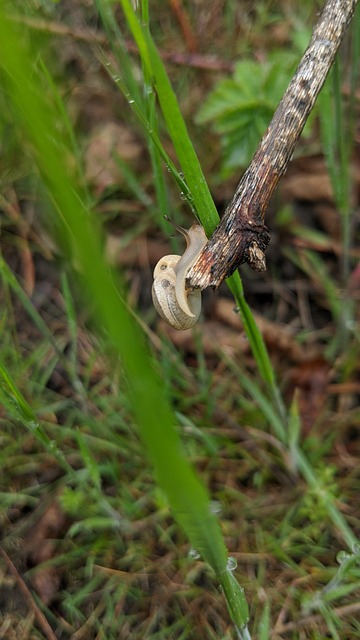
(189, 547, 201, 560)
(179, 192, 187, 201)
(226, 556, 237, 571)
(209, 500, 222, 515)
(49, 439, 57, 452)
(179, 172, 184, 179)
(336, 550, 351, 565)
(352, 542, 360, 555)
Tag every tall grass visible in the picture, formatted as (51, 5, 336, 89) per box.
(113, 0, 357, 549)
(0, 2, 250, 634)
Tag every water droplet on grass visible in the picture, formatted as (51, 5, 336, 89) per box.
(189, 548, 201, 560)
(27, 420, 38, 432)
(209, 500, 222, 515)
(352, 542, 360, 555)
(336, 550, 351, 564)
(226, 556, 237, 571)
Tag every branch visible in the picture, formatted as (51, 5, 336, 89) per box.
(187, 0, 358, 290)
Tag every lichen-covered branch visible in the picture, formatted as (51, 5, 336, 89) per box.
(187, 0, 358, 290)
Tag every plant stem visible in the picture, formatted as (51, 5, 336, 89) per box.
(187, 0, 359, 290)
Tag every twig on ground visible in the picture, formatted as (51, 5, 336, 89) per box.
(169, 0, 198, 53)
(10, 15, 233, 72)
(187, 0, 359, 290)
(0, 547, 58, 640)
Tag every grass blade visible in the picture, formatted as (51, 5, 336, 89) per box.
(117, 0, 286, 425)
(0, 5, 250, 629)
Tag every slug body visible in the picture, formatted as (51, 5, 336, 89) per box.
(152, 223, 207, 330)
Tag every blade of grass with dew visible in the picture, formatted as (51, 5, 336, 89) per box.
(117, 0, 286, 423)
(140, 0, 170, 228)
(96, 50, 196, 221)
(118, 0, 218, 233)
(96, 0, 170, 234)
(97, 5, 284, 417)
(116, 0, 359, 556)
(0, 6, 250, 629)
(95, 0, 142, 109)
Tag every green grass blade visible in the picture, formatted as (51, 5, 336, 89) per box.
(118, 0, 286, 426)
(0, 362, 73, 473)
(227, 273, 287, 424)
(95, 0, 142, 108)
(139, 3, 170, 226)
(0, 5, 250, 628)
(257, 600, 271, 640)
(0, 251, 62, 357)
(295, 447, 357, 550)
(97, 50, 195, 211)
(118, 0, 219, 233)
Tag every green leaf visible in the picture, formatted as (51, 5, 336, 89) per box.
(197, 52, 301, 172)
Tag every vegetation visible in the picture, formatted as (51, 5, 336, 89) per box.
(0, 1, 360, 638)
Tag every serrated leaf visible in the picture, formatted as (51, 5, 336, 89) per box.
(197, 49, 314, 172)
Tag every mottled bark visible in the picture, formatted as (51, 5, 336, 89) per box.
(187, 0, 358, 290)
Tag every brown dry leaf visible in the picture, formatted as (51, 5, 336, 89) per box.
(85, 122, 142, 197)
(24, 498, 70, 605)
(154, 297, 317, 365)
(281, 172, 333, 202)
(106, 235, 167, 269)
(214, 298, 310, 362)
(158, 318, 248, 358)
(313, 203, 341, 240)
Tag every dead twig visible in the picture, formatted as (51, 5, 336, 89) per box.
(10, 15, 233, 72)
(187, 0, 359, 290)
(0, 546, 58, 640)
(169, 0, 198, 53)
(271, 600, 360, 636)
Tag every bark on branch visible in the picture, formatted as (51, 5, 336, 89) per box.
(187, 0, 358, 290)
